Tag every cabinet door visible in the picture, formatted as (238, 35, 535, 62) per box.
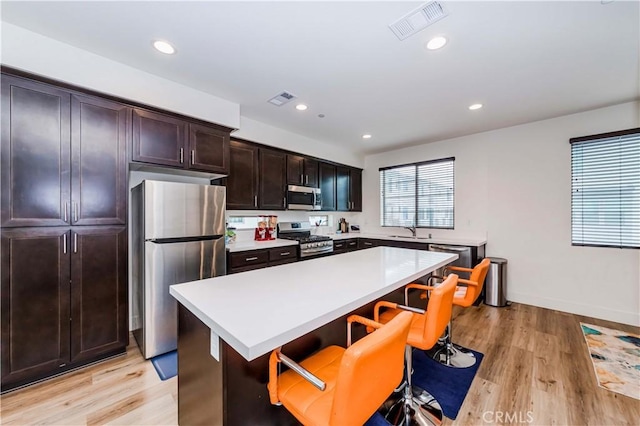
(227, 140, 259, 210)
(319, 162, 336, 211)
(304, 159, 319, 188)
(286, 155, 305, 186)
(188, 123, 230, 174)
(336, 167, 350, 211)
(259, 149, 287, 210)
(1, 75, 71, 227)
(71, 95, 129, 226)
(350, 169, 362, 212)
(70, 226, 127, 363)
(1, 228, 71, 387)
(132, 108, 186, 168)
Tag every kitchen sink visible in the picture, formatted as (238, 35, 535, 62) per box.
(387, 235, 431, 240)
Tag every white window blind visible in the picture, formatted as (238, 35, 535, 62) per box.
(571, 128, 640, 249)
(380, 158, 454, 229)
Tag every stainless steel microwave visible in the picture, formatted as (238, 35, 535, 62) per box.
(287, 185, 322, 210)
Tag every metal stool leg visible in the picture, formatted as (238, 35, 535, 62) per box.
(432, 322, 476, 368)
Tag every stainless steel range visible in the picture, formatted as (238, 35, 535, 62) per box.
(277, 222, 333, 258)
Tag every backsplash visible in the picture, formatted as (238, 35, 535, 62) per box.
(227, 210, 362, 242)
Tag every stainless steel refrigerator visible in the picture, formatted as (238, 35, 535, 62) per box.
(131, 180, 226, 359)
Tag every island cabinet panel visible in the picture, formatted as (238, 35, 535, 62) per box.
(1, 76, 71, 228)
(226, 140, 259, 210)
(71, 94, 129, 226)
(259, 149, 287, 210)
(70, 226, 128, 364)
(188, 123, 230, 174)
(132, 108, 186, 168)
(319, 162, 336, 211)
(0, 228, 70, 387)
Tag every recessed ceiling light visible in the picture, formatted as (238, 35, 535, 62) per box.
(426, 36, 447, 50)
(362, 134, 372, 139)
(295, 104, 308, 111)
(153, 40, 175, 55)
(468, 103, 483, 110)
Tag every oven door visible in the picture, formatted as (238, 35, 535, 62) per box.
(287, 185, 321, 210)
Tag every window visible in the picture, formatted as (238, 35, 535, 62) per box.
(571, 128, 640, 249)
(380, 157, 454, 229)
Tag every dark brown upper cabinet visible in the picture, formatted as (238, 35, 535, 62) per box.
(336, 167, 362, 212)
(1, 76, 71, 227)
(259, 149, 287, 210)
(287, 155, 318, 188)
(188, 123, 230, 175)
(226, 141, 287, 211)
(226, 140, 259, 210)
(71, 95, 129, 226)
(133, 108, 230, 175)
(319, 162, 337, 211)
(132, 108, 186, 168)
(1, 76, 129, 228)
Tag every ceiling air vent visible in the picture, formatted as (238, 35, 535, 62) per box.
(268, 91, 297, 106)
(389, 1, 449, 41)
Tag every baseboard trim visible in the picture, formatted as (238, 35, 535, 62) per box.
(508, 292, 640, 327)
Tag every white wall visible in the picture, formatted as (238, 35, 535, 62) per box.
(363, 102, 640, 326)
(233, 117, 364, 168)
(1, 23, 240, 129)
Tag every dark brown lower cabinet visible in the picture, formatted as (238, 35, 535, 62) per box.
(1, 226, 127, 391)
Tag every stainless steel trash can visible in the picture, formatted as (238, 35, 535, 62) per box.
(485, 257, 508, 307)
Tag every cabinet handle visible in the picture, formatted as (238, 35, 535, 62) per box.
(63, 202, 68, 222)
(73, 233, 78, 253)
(63, 234, 67, 254)
(180, 148, 184, 164)
(245, 257, 258, 262)
(191, 150, 195, 165)
(73, 202, 78, 222)
(305, 175, 309, 185)
(364, 242, 372, 246)
(283, 197, 287, 208)
(254, 195, 258, 207)
(300, 174, 304, 184)
(280, 252, 290, 256)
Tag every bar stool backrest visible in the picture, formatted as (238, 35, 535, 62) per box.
(421, 274, 458, 349)
(330, 311, 412, 425)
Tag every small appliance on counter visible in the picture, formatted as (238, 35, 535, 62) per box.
(338, 218, 349, 233)
(350, 224, 360, 232)
(278, 221, 333, 259)
(255, 215, 277, 241)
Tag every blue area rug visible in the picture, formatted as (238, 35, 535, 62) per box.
(364, 346, 483, 425)
(412, 347, 483, 419)
(151, 350, 177, 381)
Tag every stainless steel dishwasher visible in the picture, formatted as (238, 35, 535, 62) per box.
(427, 244, 473, 277)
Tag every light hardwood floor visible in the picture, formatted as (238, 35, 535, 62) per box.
(1, 303, 638, 425)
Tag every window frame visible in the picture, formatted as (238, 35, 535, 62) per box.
(570, 127, 640, 249)
(379, 157, 455, 229)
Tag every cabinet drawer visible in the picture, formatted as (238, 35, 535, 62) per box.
(268, 246, 297, 262)
(346, 239, 358, 251)
(333, 240, 348, 252)
(358, 239, 377, 249)
(229, 250, 269, 268)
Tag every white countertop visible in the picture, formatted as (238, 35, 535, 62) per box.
(226, 238, 298, 252)
(170, 247, 458, 361)
(330, 232, 486, 247)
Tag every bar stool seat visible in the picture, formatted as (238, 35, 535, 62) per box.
(268, 311, 413, 426)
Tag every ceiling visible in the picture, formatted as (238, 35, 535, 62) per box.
(2, 1, 638, 155)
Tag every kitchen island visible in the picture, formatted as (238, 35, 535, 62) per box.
(170, 247, 458, 425)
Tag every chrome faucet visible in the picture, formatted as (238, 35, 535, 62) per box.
(404, 225, 417, 237)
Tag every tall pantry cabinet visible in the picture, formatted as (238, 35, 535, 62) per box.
(0, 74, 128, 390)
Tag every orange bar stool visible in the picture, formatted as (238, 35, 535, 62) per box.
(267, 311, 412, 426)
(374, 273, 458, 426)
(427, 258, 490, 368)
